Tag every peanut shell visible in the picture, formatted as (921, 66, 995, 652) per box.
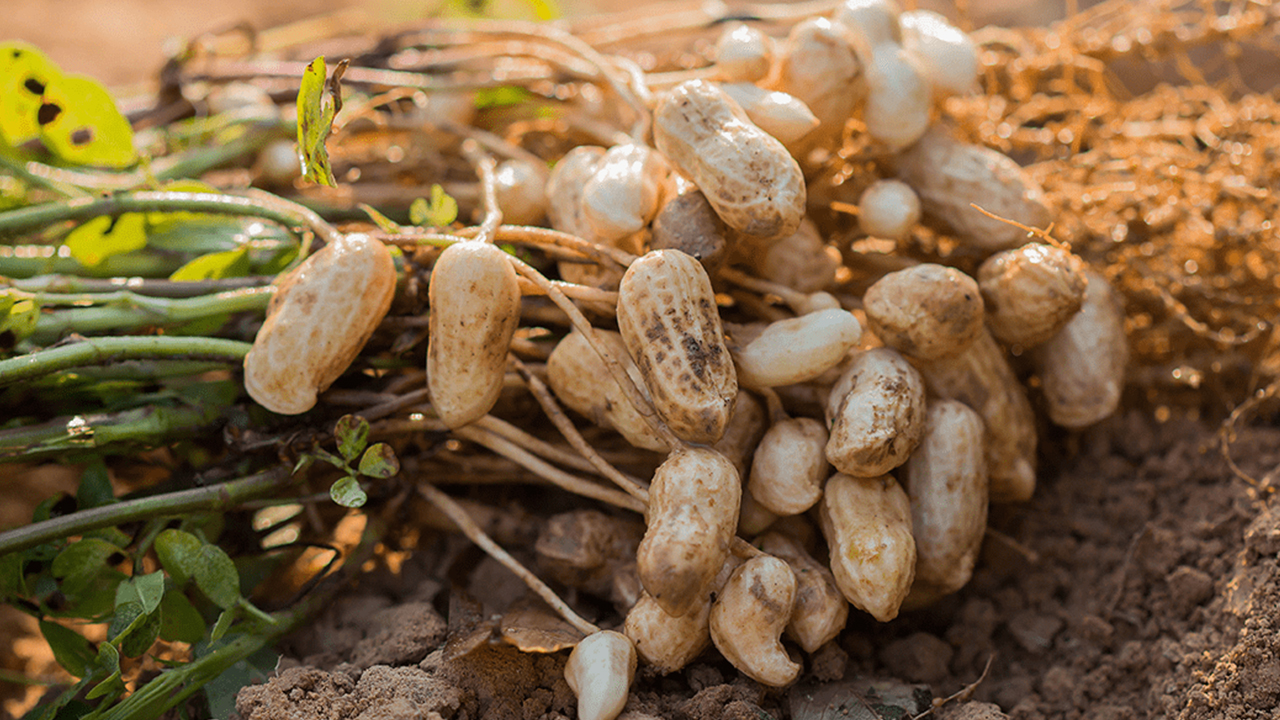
(819, 473, 916, 622)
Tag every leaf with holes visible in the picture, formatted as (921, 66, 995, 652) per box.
(296, 56, 345, 187)
(37, 74, 136, 168)
(0, 41, 62, 146)
(63, 212, 147, 267)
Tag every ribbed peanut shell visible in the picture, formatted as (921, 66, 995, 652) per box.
(244, 233, 395, 415)
(546, 328, 669, 452)
(617, 249, 738, 444)
(862, 263, 984, 361)
(1036, 268, 1127, 428)
(903, 400, 988, 595)
(427, 241, 522, 429)
(654, 80, 805, 240)
(636, 447, 741, 617)
(825, 347, 927, 477)
(819, 473, 916, 622)
(916, 328, 1037, 502)
(895, 126, 1053, 252)
(979, 243, 1087, 348)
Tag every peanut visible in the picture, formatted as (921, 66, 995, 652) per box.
(711, 390, 769, 479)
(650, 189, 727, 269)
(547, 327, 669, 452)
(718, 82, 820, 150)
(833, 0, 903, 54)
(916, 328, 1037, 502)
(713, 23, 774, 83)
(862, 263, 984, 361)
(978, 242, 1088, 348)
(709, 555, 801, 687)
(863, 42, 932, 152)
(654, 79, 806, 240)
(740, 218, 840, 293)
(902, 400, 988, 596)
(825, 347, 927, 477)
(494, 159, 549, 226)
(244, 233, 396, 415)
(756, 531, 849, 653)
(819, 473, 916, 622)
(581, 143, 667, 242)
(857, 179, 922, 241)
(772, 17, 863, 150)
(748, 417, 830, 515)
(547, 146, 606, 238)
(636, 447, 741, 617)
(427, 241, 522, 428)
(1036, 268, 1127, 428)
(899, 10, 978, 97)
(616, 249, 738, 444)
(623, 592, 711, 674)
(895, 126, 1054, 252)
(564, 630, 636, 720)
(732, 309, 864, 389)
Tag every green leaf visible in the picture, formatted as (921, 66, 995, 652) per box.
(158, 589, 206, 644)
(168, 247, 251, 281)
(107, 600, 144, 643)
(39, 621, 94, 677)
(334, 414, 369, 462)
(154, 529, 202, 587)
(296, 56, 345, 187)
(0, 552, 25, 597)
(108, 602, 161, 658)
(0, 290, 39, 343)
(359, 203, 403, 234)
(63, 212, 147, 267)
(0, 42, 63, 146)
(358, 443, 400, 479)
(37, 74, 137, 168)
(118, 571, 165, 615)
(210, 606, 236, 642)
(192, 544, 241, 610)
(75, 459, 115, 510)
(84, 643, 123, 700)
(473, 87, 534, 110)
(410, 184, 458, 228)
(329, 475, 367, 508)
(51, 539, 123, 584)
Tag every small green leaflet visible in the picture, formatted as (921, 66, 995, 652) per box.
(154, 528, 242, 609)
(296, 56, 347, 187)
(329, 476, 367, 508)
(358, 443, 400, 479)
(410, 184, 458, 228)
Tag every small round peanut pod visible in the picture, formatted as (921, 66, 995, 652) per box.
(732, 309, 863, 389)
(978, 242, 1088, 348)
(713, 23, 774, 83)
(899, 10, 978, 97)
(547, 146, 607, 238)
(654, 79, 806, 240)
(637, 447, 742, 617)
(833, 0, 903, 55)
(857, 179, 922, 241)
(623, 592, 711, 674)
(772, 17, 863, 150)
(825, 347, 927, 478)
(426, 241, 522, 428)
(709, 555, 800, 687)
(1035, 268, 1127, 429)
(547, 328, 669, 452)
(617, 249, 738, 444)
(902, 400, 988, 596)
(819, 472, 916, 622)
(564, 630, 636, 720)
(740, 218, 840, 293)
(493, 159, 549, 226)
(863, 42, 932, 152)
(581, 143, 667, 242)
(711, 390, 769, 480)
(244, 233, 396, 415)
(862, 263, 984, 361)
(748, 417, 830, 516)
(755, 531, 849, 653)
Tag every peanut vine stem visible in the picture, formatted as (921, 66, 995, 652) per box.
(0, 335, 252, 386)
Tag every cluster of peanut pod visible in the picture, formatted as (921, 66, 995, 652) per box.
(239, 0, 1129, 717)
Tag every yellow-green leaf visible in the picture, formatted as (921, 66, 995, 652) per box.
(169, 247, 251, 281)
(37, 74, 137, 168)
(410, 184, 458, 228)
(0, 42, 63, 146)
(63, 212, 147, 267)
(296, 56, 345, 187)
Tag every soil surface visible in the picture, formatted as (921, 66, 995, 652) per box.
(230, 411, 1280, 720)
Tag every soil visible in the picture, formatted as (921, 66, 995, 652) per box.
(229, 410, 1280, 720)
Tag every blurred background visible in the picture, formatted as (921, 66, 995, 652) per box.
(3, 0, 1069, 89)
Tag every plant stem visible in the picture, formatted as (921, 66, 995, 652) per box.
(31, 287, 273, 343)
(0, 466, 293, 556)
(5, 275, 275, 297)
(0, 336, 251, 386)
(0, 191, 340, 248)
(0, 403, 227, 463)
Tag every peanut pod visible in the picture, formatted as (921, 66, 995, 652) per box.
(709, 555, 801, 687)
(825, 347, 927, 477)
(819, 472, 916, 622)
